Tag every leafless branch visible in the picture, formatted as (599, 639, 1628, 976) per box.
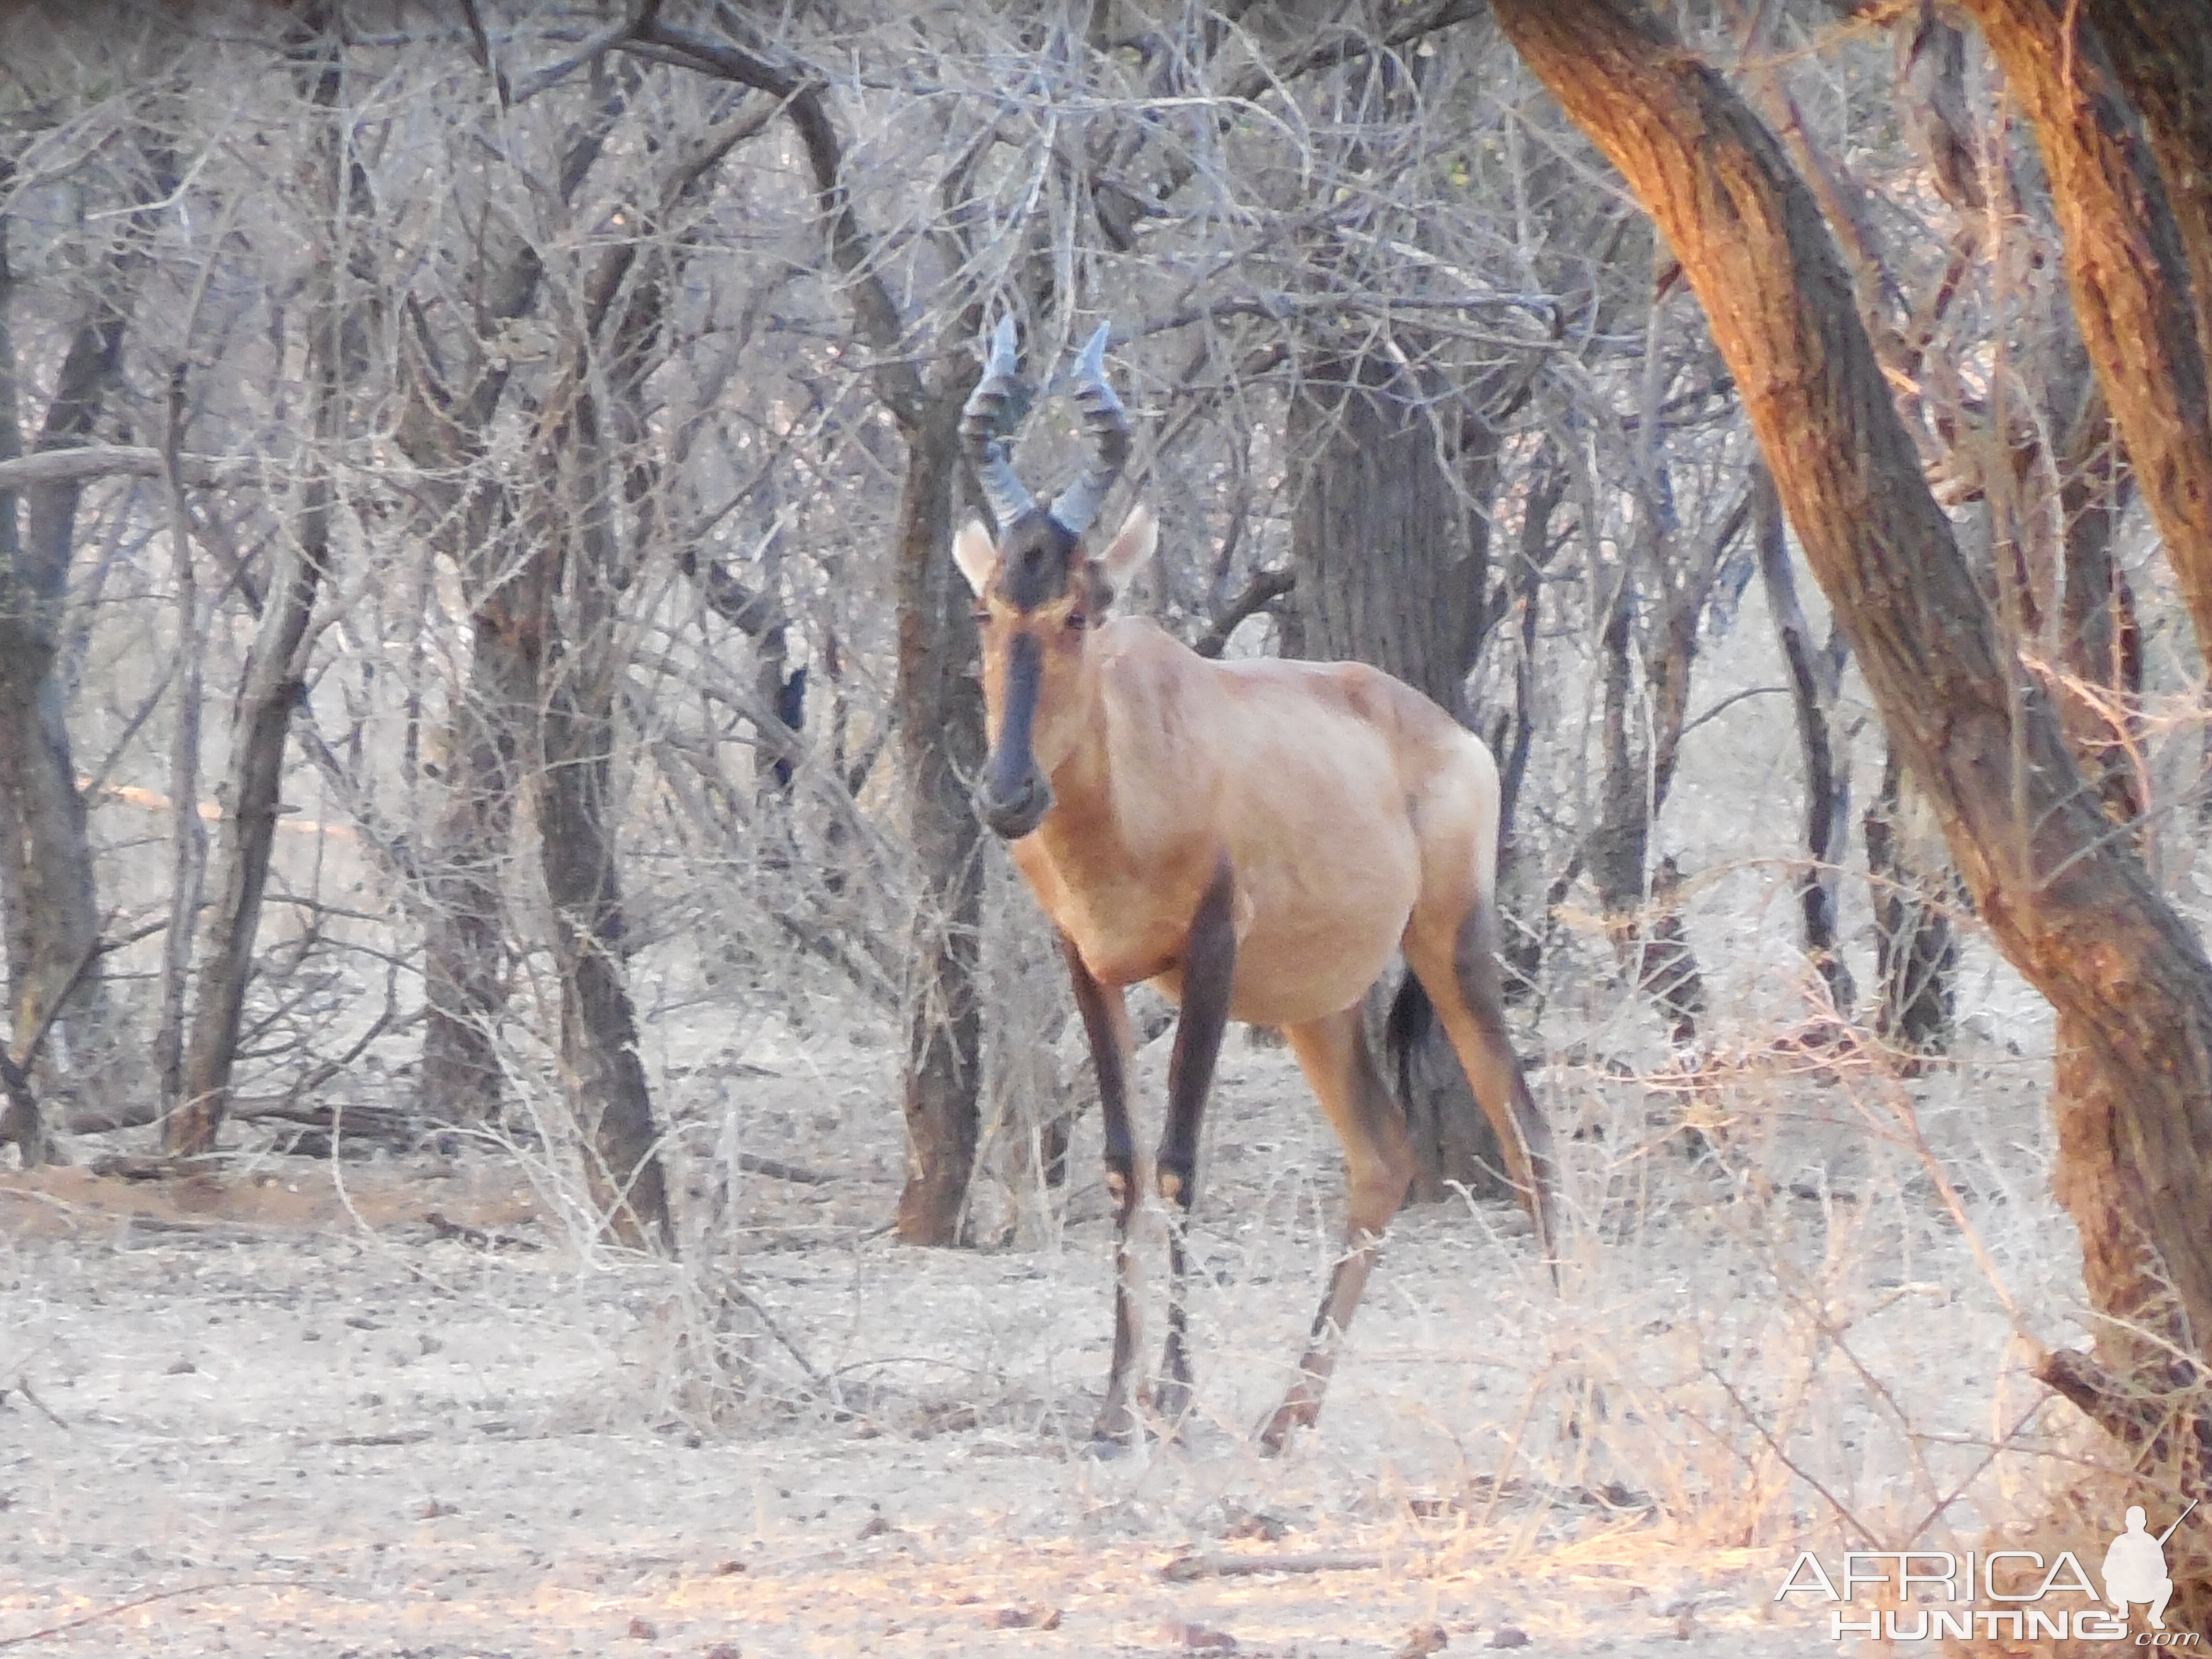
(1190, 567, 1293, 659)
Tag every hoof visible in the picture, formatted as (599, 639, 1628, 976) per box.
(1091, 1402, 1141, 1454)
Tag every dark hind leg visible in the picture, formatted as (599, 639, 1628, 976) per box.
(1258, 1002, 1417, 1454)
(1152, 858, 1238, 1431)
(1404, 895, 1559, 1258)
(1060, 934, 1141, 1443)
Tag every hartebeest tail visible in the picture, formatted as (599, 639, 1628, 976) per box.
(954, 318, 1558, 1453)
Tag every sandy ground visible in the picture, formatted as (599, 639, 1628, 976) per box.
(0, 1013, 2106, 1659)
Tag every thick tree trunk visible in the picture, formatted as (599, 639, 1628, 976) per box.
(1752, 465, 1855, 1018)
(1953, 0, 2212, 662)
(1491, 0, 2212, 1499)
(0, 269, 120, 1157)
(399, 242, 544, 1128)
(2079, 0, 2212, 372)
(893, 376, 988, 1245)
(1287, 348, 1487, 714)
(1286, 344, 1517, 1197)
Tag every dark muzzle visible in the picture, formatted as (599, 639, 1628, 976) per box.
(976, 765, 1052, 840)
(977, 630, 1052, 839)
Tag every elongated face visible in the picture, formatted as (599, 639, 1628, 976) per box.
(955, 505, 1157, 839)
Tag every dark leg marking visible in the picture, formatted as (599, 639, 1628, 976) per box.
(1061, 933, 1140, 1444)
(1153, 856, 1238, 1430)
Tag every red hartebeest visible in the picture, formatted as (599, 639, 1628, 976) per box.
(956, 319, 1557, 1452)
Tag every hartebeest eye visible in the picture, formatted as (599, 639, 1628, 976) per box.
(1065, 611, 1088, 632)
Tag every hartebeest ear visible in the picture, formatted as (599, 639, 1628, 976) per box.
(953, 519, 999, 597)
(1090, 505, 1157, 605)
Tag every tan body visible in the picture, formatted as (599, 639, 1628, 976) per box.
(960, 505, 1557, 1452)
(1013, 622, 1500, 1027)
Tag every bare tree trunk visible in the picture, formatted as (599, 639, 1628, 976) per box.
(1574, 445, 1739, 1051)
(1286, 344, 1520, 1196)
(542, 462, 673, 1250)
(1286, 348, 1492, 714)
(419, 601, 534, 1124)
(1493, 451, 1565, 859)
(0, 216, 120, 1155)
(168, 472, 334, 1152)
(396, 114, 615, 1126)
(1863, 745, 1956, 1059)
(2053, 380, 2143, 823)
(2077, 0, 2212, 371)
(167, 21, 347, 1157)
(153, 366, 207, 1121)
(1493, 0, 2212, 1552)
(893, 376, 988, 1245)
(501, 92, 747, 1251)
(1495, 452, 1566, 1006)
(403, 346, 537, 1127)
(1586, 554, 1691, 1041)
(536, 617, 673, 1250)
(1751, 464, 1856, 1017)
(1897, 5, 1985, 218)
(616, 17, 994, 1245)
(1954, 0, 2212, 661)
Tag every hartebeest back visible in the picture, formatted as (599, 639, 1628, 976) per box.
(955, 317, 1557, 1451)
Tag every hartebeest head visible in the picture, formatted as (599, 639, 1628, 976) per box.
(955, 318, 1154, 840)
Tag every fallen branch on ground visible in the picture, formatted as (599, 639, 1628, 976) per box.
(1160, 1550, 1389, 1582)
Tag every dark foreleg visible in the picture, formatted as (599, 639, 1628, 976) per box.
(1153, 858, 1238, 1430)
(1260, 1002, 1416, 1454)
(1061, 934, 1140, 1443)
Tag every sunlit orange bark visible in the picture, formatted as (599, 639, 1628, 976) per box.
(1490, 0, 2212, 1407)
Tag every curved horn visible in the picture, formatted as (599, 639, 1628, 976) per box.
(959, 315, 1037, 530)
(1047, 322, 1130, 537)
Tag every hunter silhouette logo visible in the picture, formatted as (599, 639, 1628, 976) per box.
(1777, 1499, 2202, 1643)
(2105, 1502, 2196, 1633)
